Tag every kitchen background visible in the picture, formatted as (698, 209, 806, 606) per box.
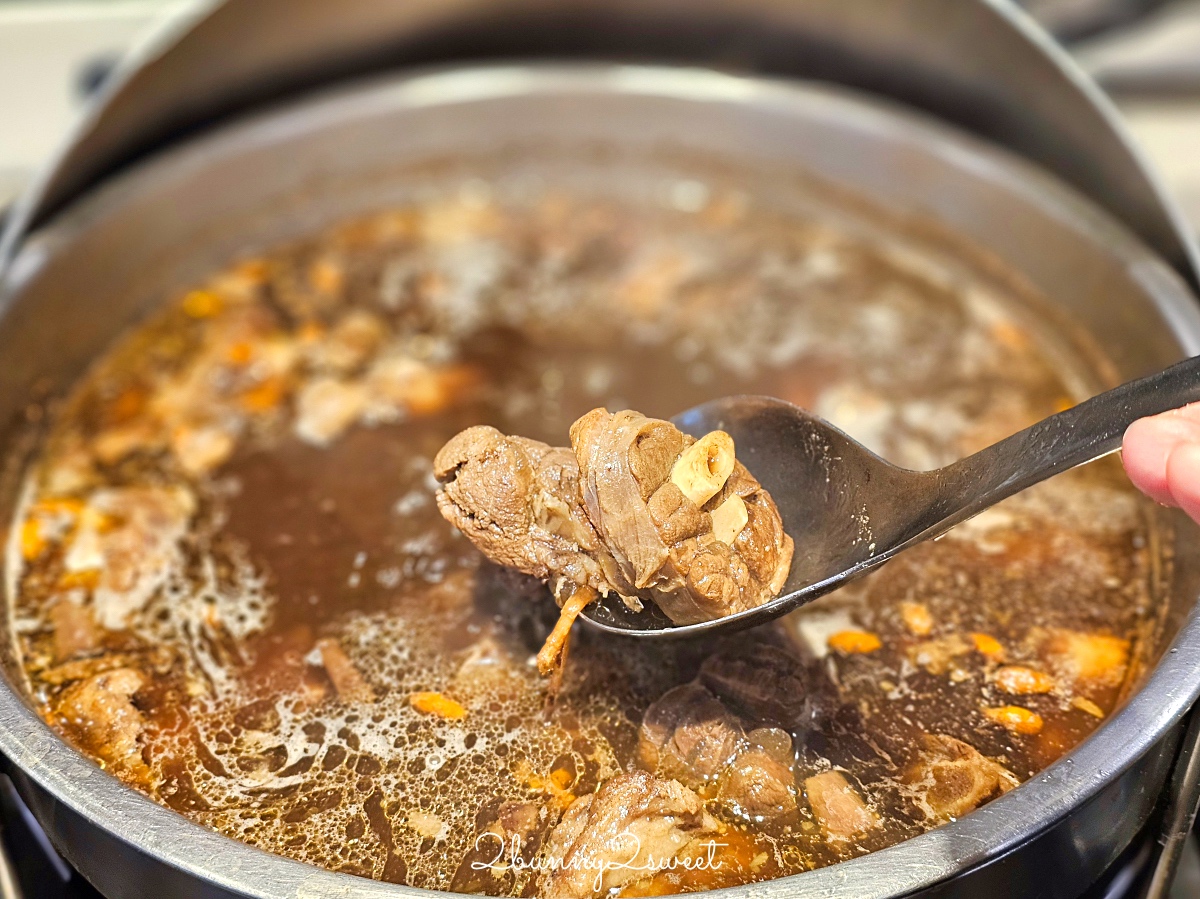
(1, 1, 1199, 897)
(3, 0, 1200, 224)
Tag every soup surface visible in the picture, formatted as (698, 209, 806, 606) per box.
(6, 167, 1161, 895)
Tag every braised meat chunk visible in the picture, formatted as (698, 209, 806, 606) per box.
(804, 770, 879, 842)
(434, 408, 793, 634)
(717, 747, 798, 822)
(434, 425, 608, 597)
(571, 410, 792, 624)
(53, 668, 150, 781)
(903, 734, 1018, 822)
(48, 599, 103, 662)
(60, 486, 195, 629)
(540, 771, 718, 899)
(638, 682, 745, 785)
(638, 675, 799, 822)
(698, 644, 813, 725)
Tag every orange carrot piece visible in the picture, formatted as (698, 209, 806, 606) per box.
(983, 705, 1043, 735)
(182, 290, 224, 319)
(409, 691, 466, 720)
(828, 630, 882, 655)
(993, 665, 1055, 695)
(970, 632, 1006, 662)
(20, 518, 46, 561)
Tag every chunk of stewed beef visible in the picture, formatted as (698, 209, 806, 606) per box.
(53, 667, 150, 781)
(638, 682, 744, 785)
(804, 770, 879, 842)
(434, 425, 609, 597)
(434, 409, 792, 632)
(540, 771, 718, 899)
(61, 485, 196, 629)
(48, 598, 103, 662)
(571, 409, 793, 624)
(902, 734, 1018, 822)
(638, 677, 798, 822)
(698, 643, 813, 725)
(717, 747, 798, 821)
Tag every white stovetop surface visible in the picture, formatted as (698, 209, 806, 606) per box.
(0, 1, 191, 203)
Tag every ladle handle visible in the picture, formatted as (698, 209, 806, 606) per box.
(933, 354, 1200, 524)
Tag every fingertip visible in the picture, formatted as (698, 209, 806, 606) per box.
(1166, 442, 1200, 524)
(1122, 416, 1179, 506)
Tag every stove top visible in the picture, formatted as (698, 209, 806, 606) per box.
(0, 777, 97, 899)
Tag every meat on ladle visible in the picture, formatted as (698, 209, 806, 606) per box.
(434, 408, 793, 671)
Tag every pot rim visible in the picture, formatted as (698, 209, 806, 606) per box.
(5, 0, 1198, 293)
(3, 63, 1200, 899)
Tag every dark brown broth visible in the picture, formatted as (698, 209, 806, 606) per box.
(8, 179, 1157, 894)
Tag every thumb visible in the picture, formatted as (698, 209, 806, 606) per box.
(1122, 403, 1200, 517)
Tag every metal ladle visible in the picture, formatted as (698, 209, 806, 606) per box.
(580, 355, 1200, 638)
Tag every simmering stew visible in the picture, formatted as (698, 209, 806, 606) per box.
(7, 168, 1161, 895)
